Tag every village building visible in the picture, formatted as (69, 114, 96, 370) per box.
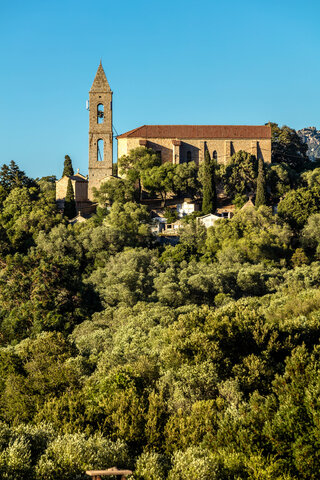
(198, 213, 222, 228)
(176, 198, 201, 217)
(56, 172, 89, 211)
(86, 63, 272, 198)
(117, 124, 272, 166)
(56, 63, 272, 218)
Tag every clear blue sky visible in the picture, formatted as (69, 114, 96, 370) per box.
(0, 0, 319, 179)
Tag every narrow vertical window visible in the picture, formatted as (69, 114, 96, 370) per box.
(187, 151, 192, 163)
(97, 139, 104, 161)
(212, 150, 218, 161)
(97, 104, 104, 124)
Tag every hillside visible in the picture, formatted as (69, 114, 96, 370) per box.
(1, 147, 320, 479)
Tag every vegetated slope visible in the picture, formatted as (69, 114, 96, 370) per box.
(1, 154, 320, 479)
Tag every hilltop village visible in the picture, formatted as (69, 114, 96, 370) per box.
(55, 64, 320, 250)
(2, 63, 320, 479)
(56, 63, 275, 235)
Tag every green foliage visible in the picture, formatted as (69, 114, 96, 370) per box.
(172, 162, 200, 198)
(224, 150, 257, 199)
(301, 166, 320, 188)
(3, 156, 320, 478)
(204, 205, 292, 264)
(118, 147, 161, 201)
(37, 176, 57, 204)
(268, 122, 310, 171)
(266, 163, 294, 203)
(0, 250, 92, 343)
(163, 207, 178, 224)
(167, 447, 219, 480)
(142, 163, 176, 203)
(103, 201, 152, 247)
(199, 149, 217, 214)
(278, 186, 320, 230)
(92, 176, 135, 205)
(0, 160, 36, 198)
(301, 213, 320, 259)
(135, 451, 169, 480)
(64, 179, 77, 219)
(142, 161, 199, 204)
(255, 158, 267, 207)
(36, 433, 130, 480)
(88, 248, 158, 307)
(0, 186, 61, 252)
(62, 155, 74, 177)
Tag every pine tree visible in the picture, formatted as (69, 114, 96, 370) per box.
(62, 155, 74, 177)
(200, 149, 217, 214)
(0, 160, 35, 192)
(255, 157, 267, 208)
(64, 178, 77, 219)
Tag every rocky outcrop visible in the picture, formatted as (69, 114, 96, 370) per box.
(298, 127, 320, 161)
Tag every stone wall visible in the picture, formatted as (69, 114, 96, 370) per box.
(117, 137, 272, 165)
(56, 176, 88, 209)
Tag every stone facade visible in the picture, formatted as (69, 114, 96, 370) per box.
(56, 173, 88, 210)
(88, 62, 113, 200)
(117, 125, 272, 165)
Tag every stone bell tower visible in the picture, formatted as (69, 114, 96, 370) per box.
(88, 62, 113, 200)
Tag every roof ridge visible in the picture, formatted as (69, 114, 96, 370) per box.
(117, 124, 271, 140)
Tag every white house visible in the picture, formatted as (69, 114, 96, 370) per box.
(197, 213, 222, 228)
(176, 199, 200, 218)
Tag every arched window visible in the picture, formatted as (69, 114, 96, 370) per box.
(212, 150, 218, 161)
(187, 151, 192, 163)
(97, 104, 104, 124)
(97, 139, 104, 161)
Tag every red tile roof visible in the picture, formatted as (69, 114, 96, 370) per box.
(117, 125, 271, 139)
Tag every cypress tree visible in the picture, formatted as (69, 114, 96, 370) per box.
(62, 155, 74, 177)
(64, 178, 77, 219)
(255, 157, 267, 208)
(201, 149, 217, 214)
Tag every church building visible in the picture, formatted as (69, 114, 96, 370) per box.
(87, 63, 272, 199)
(117, 125, 272, 166)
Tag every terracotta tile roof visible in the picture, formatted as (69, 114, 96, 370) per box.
(117, 125, 271, 139)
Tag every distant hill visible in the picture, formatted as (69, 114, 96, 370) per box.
(298, 126, 320, 161)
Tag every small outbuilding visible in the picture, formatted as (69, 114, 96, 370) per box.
(176, 198, 201, 217)
(197, 213, 222, 228)
(56, 172, 89, 210)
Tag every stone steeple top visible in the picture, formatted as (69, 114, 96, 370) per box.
(90, 61, 111, 93)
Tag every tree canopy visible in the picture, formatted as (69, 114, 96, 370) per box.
(62, 155, 74, 177)
(268, 122, 310, 171)
(199, 149, 217, 214)
(2, 146, 320, 479)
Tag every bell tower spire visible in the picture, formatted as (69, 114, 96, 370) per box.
(88, 62, 113, 200)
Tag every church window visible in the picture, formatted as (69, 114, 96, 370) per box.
(187, 151, 192, 163)
(97, 139, 104, 161)
(97, 104, 104, 124)
(213, 150, 218, 161)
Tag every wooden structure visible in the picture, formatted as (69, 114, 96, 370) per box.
(86, 467, 133, 480)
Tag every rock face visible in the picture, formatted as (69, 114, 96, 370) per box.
(298, 127, 320, 161)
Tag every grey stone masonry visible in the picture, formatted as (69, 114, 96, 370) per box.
(88, 62, 113, 200)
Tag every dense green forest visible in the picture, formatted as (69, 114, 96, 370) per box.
(1, 124, 320, 479)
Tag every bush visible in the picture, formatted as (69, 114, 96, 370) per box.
(35, 433, 130, 480)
